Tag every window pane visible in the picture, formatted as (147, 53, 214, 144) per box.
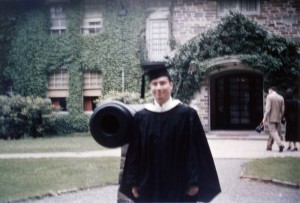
(147, 19, 170, 61)
(50, 6, 65, 19)
(84, 71, 101, 88)
(51, 98, 67, 111)
(82, 0, 102, 35)
(240, 0, 258, 12)
(50, 5, 67, 33)
(51, 19, 60, 27)
(48, 70, 68, 89)
(51, 18, 66, 28)
(219, 0, 259, 15)
(220, 0, 238, 12)
(60, 18, 66, 27)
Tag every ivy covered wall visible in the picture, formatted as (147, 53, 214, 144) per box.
(8, 7, 49, 97)
(80, 1, 147, 94)
(0, 0, 147, 114)
(0, 5, 18, 95)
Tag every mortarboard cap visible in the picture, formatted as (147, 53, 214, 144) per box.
(140, 62, 171, 98)
(147, 67, 171, 81)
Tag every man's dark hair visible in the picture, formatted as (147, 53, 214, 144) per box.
(269, 86, 277, 91)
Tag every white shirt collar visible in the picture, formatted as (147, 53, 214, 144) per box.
(145, 97, 181, 112)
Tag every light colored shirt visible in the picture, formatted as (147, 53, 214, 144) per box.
(145, 97, 181, 112)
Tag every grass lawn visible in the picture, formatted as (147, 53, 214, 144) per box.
(0, 133, 109, 153)
(0, 157, 120, 202)
(0, 133, 120, 202)
(243, 157, 300, 183)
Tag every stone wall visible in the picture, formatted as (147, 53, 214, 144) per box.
(172, 0, 218, 44)
(171, 0, 300, 44)
(190, 79, 210, 131)
(257, 0, 300, 38)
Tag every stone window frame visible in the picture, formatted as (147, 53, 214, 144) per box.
(218, 0, 260, 16)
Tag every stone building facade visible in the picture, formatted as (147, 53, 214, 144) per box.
(1, 0, 299, 131)
(131, 0, 299, 132)
(167, 0, 299, 131)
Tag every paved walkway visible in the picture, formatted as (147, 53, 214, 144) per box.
(3, 133, 300, 203)
(0, 149, 121, 159)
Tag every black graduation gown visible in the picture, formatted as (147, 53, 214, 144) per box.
(119, 103, 221, 202)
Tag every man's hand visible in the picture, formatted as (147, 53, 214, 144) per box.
(132, 187, 139, 198)
(186, 185, 199, 196)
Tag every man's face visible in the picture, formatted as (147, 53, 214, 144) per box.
(150, 76, 173, 105)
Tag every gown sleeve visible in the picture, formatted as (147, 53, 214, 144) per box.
(188, 108, 221, 202)
(119, 116, 141, 201)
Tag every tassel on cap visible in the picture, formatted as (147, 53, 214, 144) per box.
(141, 73, 145, 99)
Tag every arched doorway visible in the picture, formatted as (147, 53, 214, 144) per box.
(210, 71, 263, 130)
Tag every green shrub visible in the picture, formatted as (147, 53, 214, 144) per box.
(44, 113, 89, 135)
(0, 95, 91, 138)
(95, 90, 153, 105)
(66, 114, 90, 132)
(0, 96, 11, 138)
(0, 95, 52, 139)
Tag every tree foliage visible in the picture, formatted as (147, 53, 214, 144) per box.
(95, 90, 153, 105)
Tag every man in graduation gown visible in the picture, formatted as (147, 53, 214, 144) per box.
(119, 66, 221, 202)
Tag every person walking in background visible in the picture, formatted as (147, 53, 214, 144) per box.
(284, 88, 300, 151)
(262, 86, 285, 152)
(264, 123, 283, 150)
(120, 65, 221, 202)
